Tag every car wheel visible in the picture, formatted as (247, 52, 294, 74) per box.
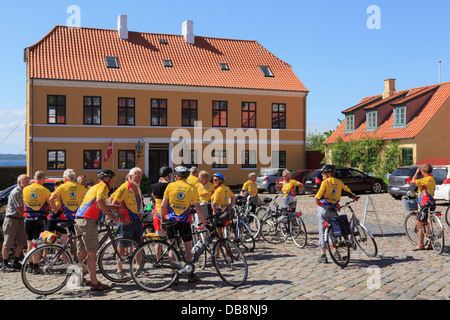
(268, 184, 277, 194)
(372, 182, 383, 194)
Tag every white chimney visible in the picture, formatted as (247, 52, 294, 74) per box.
(117, 14, 128, 40)
(182, 20, 195, 44)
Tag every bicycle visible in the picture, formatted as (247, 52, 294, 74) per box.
(234, 194, 262, 239)
(130, 211, 248, 292)
(322, 198, 378, 268)
(223, 203, 257, 253)
(403, 192, 445, 255)
(444, 204, 450, 229)
(21, 219, 139, 295)
(260, 195, 307, 249)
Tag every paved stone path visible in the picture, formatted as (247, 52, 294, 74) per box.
(1, 193, 450, 302)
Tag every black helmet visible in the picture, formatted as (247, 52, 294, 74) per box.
(321, 165, 336, 173)
(97, 170, 115, 179)
(159, 166, 173, 178)
(174, 166, 190, 179)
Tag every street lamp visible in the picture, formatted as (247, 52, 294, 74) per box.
(135, 140, 143, 162)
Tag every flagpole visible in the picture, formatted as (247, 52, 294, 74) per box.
(439, 61, 442, 83)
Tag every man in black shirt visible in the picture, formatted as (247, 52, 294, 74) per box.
(152, 166, 172, 235)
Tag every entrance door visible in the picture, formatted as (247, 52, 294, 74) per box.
(148, 148, 169, 183)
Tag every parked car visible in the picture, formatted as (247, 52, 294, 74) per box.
(275, 169, 313, 194)
(432, 165, 450, 201)
(256, 168, 290, 194)
(387, 166, 421, 199)
(303, 167, 386, 195)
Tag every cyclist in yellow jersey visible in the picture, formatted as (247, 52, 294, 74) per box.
(211, 173, 236, 213)
(160, 166, 207, 281)
(186, 167, 199, 186)
(196, 170, 215, 218)
(49, 169, 87, 241)
(241, 172, 258, 214)
(23, 171, 51, 255)
(411, 163, 436, 251)
(280, 170, 302, 211)
(74, 170, 123, 291)
(152, 166, 173, 236)
(314, 165, 358, 263)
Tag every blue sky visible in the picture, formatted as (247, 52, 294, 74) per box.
(0, 0, 449, 155)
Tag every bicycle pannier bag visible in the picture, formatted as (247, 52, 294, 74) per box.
(330, 215, 351, 237)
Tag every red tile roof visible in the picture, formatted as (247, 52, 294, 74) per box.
(26, 26, 308, 93)
(324, 82, 450, 144)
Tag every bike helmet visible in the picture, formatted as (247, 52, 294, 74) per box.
(174, 166, 190, 179)
(159, 166, 173, 178)
(321, 165, 336, 173)
(212, 172, 226, 182)
(97, 170, 115, 179)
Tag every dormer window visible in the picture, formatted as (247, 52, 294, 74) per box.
(393, 106, 406, 127)
(162, 59, 173, 68)
(345, 114, 355, 132)
(105, 56, 119, 68)
(259, 65, 274, 77)
(366, 111, 377, 130)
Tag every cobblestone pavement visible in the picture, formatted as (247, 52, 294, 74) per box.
(2, 193, 450, 302)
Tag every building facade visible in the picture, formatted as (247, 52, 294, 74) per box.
(324, 79, 450, 166)
(25, 17, 308, 185)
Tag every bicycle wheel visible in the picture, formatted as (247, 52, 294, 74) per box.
(237, 221, 256, 252)
(21, 245, 74, 295)
(290, 216, 307, 249)
(445, 205, 450, 228)
(255, 207, 270, 221)
(191, 229, 208, 269)
(97, 237, 140, 283)
(212, 238, 248, 287)
(242, 213, 262, 239)
(130, 240, 181, 292)
(325, 228, 350, 268)
(260, 216, 286, 244)
(404, 213, 420, 246)
(353, 222, 378, 257)
(429, 215, 445, 255)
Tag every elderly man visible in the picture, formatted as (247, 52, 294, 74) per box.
(186, 166, 199, 186)
(2, 174, 30, 272)
(23, 171, 51, 255)
(110, 167, 143, 277)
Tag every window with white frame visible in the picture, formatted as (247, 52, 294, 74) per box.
(345, 114, 355, 132)
(393, 106, 406, 127)
(366, 111, 377, 130)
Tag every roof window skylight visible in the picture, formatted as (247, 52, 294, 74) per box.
(219, 63, 229, 71)
(259, 65, 274, 77)
(105, 56, 119, 68)
(163, 59, 173, 67)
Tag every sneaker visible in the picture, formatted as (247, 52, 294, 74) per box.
(11, 259, 22, 271)
(334, 251, 342, 261)
(2, 262, 14, 273)
(318, 254, 328, 263)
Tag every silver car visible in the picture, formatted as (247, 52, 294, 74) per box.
(256, 168, 290, 194)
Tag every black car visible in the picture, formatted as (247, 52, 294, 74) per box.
(387, 166, 421, 199)
(303, 167, 385, 195)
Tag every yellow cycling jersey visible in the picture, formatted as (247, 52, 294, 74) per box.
(196, 181, 215, 205)
(314, 177, 354, 205)
(211, 184, 235, 211)
(186, 174, 199, 186)
(281, 179, 301, 198)
(110, 181, 143, 223)
(242, 180, 258, 197)
(163, 180, 199, 223)
(76, 181, 109, 222)
(416, 175, 436, 206)
(23, 183, 51, 218)
(51, 181, 87, 221)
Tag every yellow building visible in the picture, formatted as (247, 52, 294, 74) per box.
(324, 79, 450, 166)
(24, 17, 308, 185)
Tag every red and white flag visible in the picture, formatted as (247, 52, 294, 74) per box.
(104, 140, 113, 162)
